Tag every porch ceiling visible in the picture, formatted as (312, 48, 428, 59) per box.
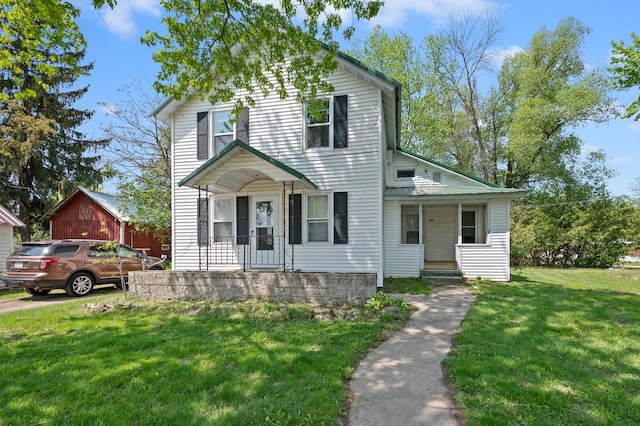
(179, 140, 317, 193)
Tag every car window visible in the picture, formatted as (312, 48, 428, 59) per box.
(118, 245, 139, 258)
(87, 244, 114, 258)
(13, 245, 50, 256)
(51, 245, 79, 257)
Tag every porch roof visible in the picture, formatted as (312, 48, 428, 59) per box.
(385, 185, 527, 200)
(178, 140, 317, 193)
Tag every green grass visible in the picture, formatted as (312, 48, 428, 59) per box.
(446, 267, 640, 425)
(0, 296, 409, 425)
(384, 277, 434, 295)
(0, 288, 27, 299)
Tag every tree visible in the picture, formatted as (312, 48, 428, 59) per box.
(141, 0, 383, 112)
(101, 80, 171, 237)
(511, 151, 635, 267)
(0, 0, 109, 240)
(347, 25, 466, 160)
(497, 17, 616, 189)
(610, 32, 640, 121)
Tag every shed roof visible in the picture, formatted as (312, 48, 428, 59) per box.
(0, 204, 25, 227)
(42, 187, 131, 222)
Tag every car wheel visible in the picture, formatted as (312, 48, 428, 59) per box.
(65, 272, 94, 297)
(26, 288, 51, 296)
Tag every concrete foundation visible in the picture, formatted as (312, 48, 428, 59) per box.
(128, 270, 377, 306)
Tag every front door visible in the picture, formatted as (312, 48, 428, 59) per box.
(250, 195, 280, 268)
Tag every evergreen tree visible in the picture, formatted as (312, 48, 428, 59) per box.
(0, 0, 109, 240)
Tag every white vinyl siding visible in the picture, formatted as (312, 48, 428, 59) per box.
(170, 64, 382, 274)
(0, 226, 14, 276)
(386, 151, 487, 188)
(458, 199, 510, 281)
(383, 200, 423, 277)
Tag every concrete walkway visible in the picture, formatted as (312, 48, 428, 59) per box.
(348, 286, 476, 426)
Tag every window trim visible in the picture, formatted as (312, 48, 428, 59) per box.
(211, 110, 236, 156)
(400, 204, 421, 245)
(212, 197, 234, 243)
(461, 209, 477, 244)
(303, 95, 347, 151)
(304, 98, 332, 150)
(305, 193, 331, 243)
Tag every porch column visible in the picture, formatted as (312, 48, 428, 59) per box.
(457, 203, 462, 245)
(418, 204, 423, 244)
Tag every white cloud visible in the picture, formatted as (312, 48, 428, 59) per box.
(491, 45, 522, 64)
(370, 0, 498, 28)
(100, 0, 161, 37)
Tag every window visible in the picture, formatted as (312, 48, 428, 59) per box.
(118, 245, 139, 259)
(213, 198, 233, 243)
(307, 194, 329, 242)
(305, 95, 348, 149)
(397, 169, 415, 178)
(306, 99, 330, 148)
(461, 210, 476, 244)
(401, 205, 420, 244)
(432, 172, 441, 183)
(213, 111, 234, 154)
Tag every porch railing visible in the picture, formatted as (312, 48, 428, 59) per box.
(202, 235, 285, 271)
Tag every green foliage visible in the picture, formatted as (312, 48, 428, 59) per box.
(0, 0, 110, 239)
(141, 0, 382, 114)
(512, 191, 638, 268)
(610, 32, 640, 121)
(365, 291, 407, 312)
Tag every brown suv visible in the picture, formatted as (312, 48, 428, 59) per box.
(1, 240, 165, 297)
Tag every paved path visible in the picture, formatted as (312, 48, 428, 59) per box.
(348, 286, 476, 426)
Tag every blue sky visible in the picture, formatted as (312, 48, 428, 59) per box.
(71, 0, 640, 196)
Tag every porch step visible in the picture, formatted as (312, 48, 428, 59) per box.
(421, 269, 463, 282)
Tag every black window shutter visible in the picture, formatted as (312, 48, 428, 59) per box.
(197, 112, 209, 160)
(288, 194, 302, 244)
(197, 198, 209, 246)
(333, 95, 348, 148)
(334, 192, 348, 244)
(236, 107, 250, 144)
(236, 196, 249, 245)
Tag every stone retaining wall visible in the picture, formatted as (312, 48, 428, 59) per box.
(128, 270, 377, 306)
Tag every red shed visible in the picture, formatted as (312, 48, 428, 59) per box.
(42, 187, 171, 258)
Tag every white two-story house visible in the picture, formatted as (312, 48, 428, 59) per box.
(154, 51, 524, 286)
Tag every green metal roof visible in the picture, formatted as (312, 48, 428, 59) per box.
(385, 186, 526, 198)
(397, 148, 503, 188)
(178, 140, 317, 190)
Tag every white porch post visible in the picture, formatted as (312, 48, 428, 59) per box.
(457, 203, 462, 244)
(456, 203, 462, 270)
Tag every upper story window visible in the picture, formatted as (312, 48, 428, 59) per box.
(306, 99, 331, 148)
(304, 95, 348, 150)
(213, 111, 234, 154)
(196, 107, 249, 160)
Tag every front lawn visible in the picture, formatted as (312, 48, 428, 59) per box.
(0, 297, 408, 425)
(446, 267, 640, 425)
